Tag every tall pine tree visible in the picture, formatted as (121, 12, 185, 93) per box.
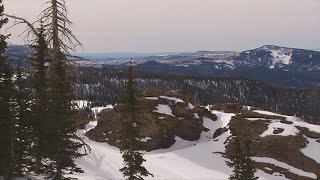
(45, 52, 87, 179)
(36, 0, 88, 178)
(11, 63, 33, 176)
(119, 62, 153, 180)
(29, 24, 50, 174)
(229, 136, 258, 180)
(0, 1, 14, 178)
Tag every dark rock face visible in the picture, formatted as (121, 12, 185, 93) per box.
(86, 89, 216, 151)
(174, 119, 203, 141)
(211, 103, 243, 114)
(212, 127, 228, 139)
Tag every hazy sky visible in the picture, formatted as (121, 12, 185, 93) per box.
(3, 0, 320, 53)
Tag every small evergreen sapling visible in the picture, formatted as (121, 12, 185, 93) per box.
(119, 62, 153, 180)
(229, 136, 258, 180)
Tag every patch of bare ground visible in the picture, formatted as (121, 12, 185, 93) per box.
(227, 112, 320, 179)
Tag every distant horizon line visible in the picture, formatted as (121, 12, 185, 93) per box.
(8, 43, 320, 54)
(72, 45, 320, 54)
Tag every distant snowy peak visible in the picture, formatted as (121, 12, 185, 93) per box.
(260, 45, 293, 68)
(236, 45, 320, 69)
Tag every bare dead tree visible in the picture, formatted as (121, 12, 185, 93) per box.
(40, 0, 82, 59)
(2, 13, 39, 45)
(3, 13, 38, 36)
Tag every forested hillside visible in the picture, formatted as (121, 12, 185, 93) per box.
(77, 66, 320, 125)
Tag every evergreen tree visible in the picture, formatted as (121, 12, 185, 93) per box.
(11, 63, 33, 176)
(119, 62, 153, 180)
(45, 52, 87, 179)
(0, 1, 14, 178)
(29, 24, 50, 174)
(34, 0, 88, 178)
(229, 136, 258, 180)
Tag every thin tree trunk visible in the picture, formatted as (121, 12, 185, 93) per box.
(51, 0, 60, 60)
(10, 113, 14, 179)
(35, 144, 42, 174)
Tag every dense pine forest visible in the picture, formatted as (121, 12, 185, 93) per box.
(77, 66, 320, 125)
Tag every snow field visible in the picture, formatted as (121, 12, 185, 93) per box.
(70, 107, 311, 180)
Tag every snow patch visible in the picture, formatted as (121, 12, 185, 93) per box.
(211, 110, 235, 128)
(141, 137, 152, 142)
(264, 167, 273, 171)
(252, 157, 317, 179)
(159, 96, 184, 103)
(154, 104, 175, 117)
(194, 113, 200, 119)
(301, 137, 320, 164)
(254, 110, 285, 117)
(145, 97, 159, 100)
(188, 102, 195, 109)
(260, 121, 299, 137)
(91, 105, 114, 117)
(269, 50, 292, 69)
(246, 118, 279, 121)
(73, 100, 90, 109)
(84, 121, 98, 131)
(242, 105, 251, 110)
(254, 110, 320, 134)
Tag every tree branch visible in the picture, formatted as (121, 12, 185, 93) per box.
(3, 13, 38, 37)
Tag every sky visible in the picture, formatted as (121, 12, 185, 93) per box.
(3, 0, 320, 53)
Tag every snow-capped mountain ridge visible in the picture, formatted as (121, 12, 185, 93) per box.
(135, 45, 320, 87)
(6, 45, 320, 87)
(234, 45, 320, 68)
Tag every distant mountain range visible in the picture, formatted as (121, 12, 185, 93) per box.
(72, 52, 184, 60)
(5, 45, 320, 88)
(130, 45, 320, 88)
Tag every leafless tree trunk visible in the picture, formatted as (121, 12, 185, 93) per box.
(40, 0, 82, 60)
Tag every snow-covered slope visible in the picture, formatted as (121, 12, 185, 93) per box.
(69, 105, 320, 180)
(269, 49, 292, 68)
